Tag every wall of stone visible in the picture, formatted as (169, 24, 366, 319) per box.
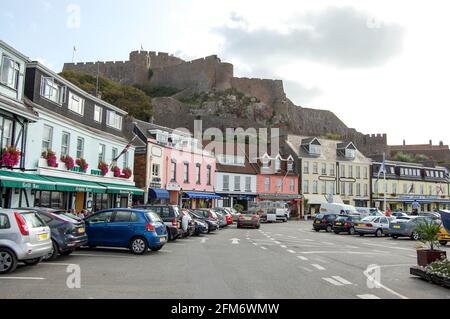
(231, 77, 286, 106)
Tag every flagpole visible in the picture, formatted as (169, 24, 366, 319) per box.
(383, 152, 387, 212)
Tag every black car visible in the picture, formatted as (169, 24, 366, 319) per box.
(133, 205, 182, 241)
(190, 210, 219, 233)
(188, 212, 209, 235)
(313, 214, 338, 232)
(332, 215, 358, 235)
(26, 207, 88, 260)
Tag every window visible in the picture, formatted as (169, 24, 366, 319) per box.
(183, 163, 189, 182)
(348, 183, 353, 196)
(364, 167, 368, 179)
(196, 164, 201, 184)
(152, 164, 160, 177)
(321, 181, 327, 194)
(392, 183, 397, 194)
(290, 178, 295, 192)
(277, 178, 283, 192)
(309, 144, 321, 155)
(113, 211, 132, 223)
(170, 160, 177, 182)
(303, 161, 309, 174)
(68, 92, 84, 115)
(330, 182, 335, 195)
(356, 183, 361, 196)
(287, 160, 294, 171)
(0, 214, 10, 229)
(341, 182, 346, 195)
(223, 175, 230, 191)
(420, 184, 424, 195)
(76, 137, 84, 159)
(112, 147, 118, 162)
(107, 110, 122, 130)
(41, 77, 65, 104)
(1, 117, 13, 149)
(206, 166, 212, 185)
(303, 180, 309, 194)
(98, 144, 106, 163)
(234, 176, 241, 191)
(345, 148, 355, 159)
(321, 163, 327, 175)
(403, 184, 407, 194)
(364, 184, 368, 196)
(1, 55, 20, 89)
(265, 177, 270, 192)
(42, 125, 53, 152)
(275, 158, 281, 171)
(262, 156, 270, 169)
(123, 151, 129, 168)
(340, 165, 346, 177)
(245, 176, 251, 191)
(94, 105, 103, 123)
(349, 166, 353, 178)
(330, 164, 335, 176)
(61, 132, 70, 156)
(356, 166, 361, 179)
(313, 162, 318, 174)
(312, 181, 318, 194)
(89, 211, 113, 224)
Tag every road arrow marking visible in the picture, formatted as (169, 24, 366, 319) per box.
(200, 238, 209, 244)
(230, 238, 240, 244)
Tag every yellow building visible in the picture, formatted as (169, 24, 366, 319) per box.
(286, 136, 371, 217)
(371, 161, 450, 212)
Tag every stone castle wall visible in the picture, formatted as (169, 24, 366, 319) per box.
(230, 77, 286, 106)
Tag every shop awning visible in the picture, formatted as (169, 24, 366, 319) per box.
(184, 192, 221, 199)
(99, 182, 144, 195)
(149, 188, 170, 200)
(0, 170, 56, 191)
(43, 176, 106, 193)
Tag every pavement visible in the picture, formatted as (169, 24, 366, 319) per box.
(1, 221, 449, 299)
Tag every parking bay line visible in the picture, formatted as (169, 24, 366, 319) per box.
(287, 249, 296, 254)
(331, 276, 352, 285)
(71, 253, 137, 259)
(297, 255, 309, 261)
(297, 251, 383, 255)
(0, 276, 46, 280)
(357, 294, 380, 299)
(311, 264, 326, 271)
(322, 277, 344, 286)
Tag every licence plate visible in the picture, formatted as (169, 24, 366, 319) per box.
(315, 221, 321, 224)
(393, 225, 401, 229)
(244, 217, 251, 221)
(38, 233, 48, 241)
(335, 222, 342, 226)
(78, 227, 85, 233)
(357, 224, 365, 227)
(160, 237, 166, 242)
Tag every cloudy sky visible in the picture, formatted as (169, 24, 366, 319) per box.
(2, 0, 449, 145)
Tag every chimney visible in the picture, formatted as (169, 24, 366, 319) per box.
(403, 139, 405, 146)
(429, 139, 432, 146)
(439, 141, 444, 147)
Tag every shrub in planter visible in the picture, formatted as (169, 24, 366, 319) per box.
(122, 167, 132, 179)
(76, 158, 89, 173)
(98, 161, 109, 176)
(0, 146, 21, 167)
(234, 204, 244, 213)
(60, 155, 75, 170)
(426, 257, 450, 280)
(416, 219, 447, 266)
(112, 166, 121, 177)
(42, 150, 59, 168)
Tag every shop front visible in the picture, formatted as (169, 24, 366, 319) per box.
(373, 196, 450, 212)
(217, 193, 256, 210)
(256, 193, 302, 218)
(182, 191, 220, 209)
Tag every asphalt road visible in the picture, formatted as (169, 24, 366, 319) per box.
(1, 221, 449, 299)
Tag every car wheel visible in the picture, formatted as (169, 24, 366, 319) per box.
(334, 230, 340, 234)
(23, 257, 42, 266)
(391, 235, 399, 239)
(359, 233, 364, 237)
(411, 232, 420, 241)
(326, 225, 332, 233)
(60, 250, 73, 256)
(439, 241, 447, 246)
(130, 237, 148, 255)
(256, 224, 261, 229)
(44, 240, 59, 261)
(349, 227, 355, 235)
(375, 229, 383, 237)
(150, 246, 162, 252)
(0, 248, 18, 274)
(314, 229, 320, 232)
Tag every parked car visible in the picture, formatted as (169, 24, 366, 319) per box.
(389, 216, 436, 240)
(222, 207, 241, 222)
(333, 215, 359, 235)
(133, 205, 182, 241)
(392, 212, 409, 219)
(320, 203, 358, 216)
(354, 216, 390, 237)
(24, 207, 88, 260)
(180, 209, 196, 237)
(237, 213, 261, 229)
(438, 226, 450, 246)
(195, 209, 221, 225)
(213, 208, 233, 225)
(212, 209, 228, 228)
(190, 210, 219, 233)
(187, 211, 209, 235)
(0, 209, 52, 274)
(313, 214, 338, 232)
(84, 209, 167, 255)
(355, 207, 384, 217)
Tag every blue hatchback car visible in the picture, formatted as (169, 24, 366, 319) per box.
(84, 209, 167, 255)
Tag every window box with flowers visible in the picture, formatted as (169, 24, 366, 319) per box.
(98, 161, 109, 176)
(60, 155, 75, 170)
(122, 167, 132, 179)
(42, 150, 59, 168)
(112, 166, 121, 177)
(0, 146, 21, 168)
(76, 158, 89, 173)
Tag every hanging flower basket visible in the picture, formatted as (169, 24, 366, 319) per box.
(76, 158, 89, 173)
(112, 166, 121, 177)
(0, 146, 21, 167)
(60, 155, 75, 170)
(42, 150, 59, 168)
(122, 167, 132, 179)
(98, 161, 109, 176)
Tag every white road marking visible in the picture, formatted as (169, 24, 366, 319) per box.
(363, 265, 408, 299)
(300, 266, 313, 272)
(322, 242, 335, 245)
(407, 255, 417, 258)
(332, 276, 352, 285)
(288, 236, 297, 239)
(0, 277, 45, 280)
(357, 294, 380, 299)
(173, 243, 186, 246)
(297, 255, 309, 261)
(261, 246, 267, 250)
(362, 242, 412, 251)
(311, 264, 326, 270)
(270, 238, 275, 241)
(274, 241, 281, 244)
(298, 251, 382, 255)
(287, 249, 296, 254)
(200, 238, 209, 244)
(303, 239, 314, 242)
(159, 250, 172, 253)
(40, 262, 78, 266)
(280, 245, 287, 248)
(230, 238, 240, 244)
(71, 253, 136, 259)
(322, 277, 344, 286)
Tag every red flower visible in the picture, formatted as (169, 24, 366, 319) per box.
(76, 158, 89, 173)
(0, 146, 21, 167)
(60, 155, 75, 170)
(122, 167, 132, 179)
(98, 161, 109, 176)
(112, 166, 121, 177)
(42, 150, 59, 168)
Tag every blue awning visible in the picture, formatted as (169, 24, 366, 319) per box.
(149, 188, 170, 200)
(183, 192, 221, 199)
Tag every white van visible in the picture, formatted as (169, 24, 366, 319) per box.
(355, 207, 384, 217)
(319, 203, 359, 216)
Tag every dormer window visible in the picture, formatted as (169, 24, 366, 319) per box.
(261, 154, 270, 169)
(345, 148, 355, 159)
(41, 77, 65, 105)
(309, 144, 321, 155)
(0, 55, 20, 90)
(106, 110, 123, 130)
(338, 142, 357, 159)
(68, 92, 85, 116)
(287, 158, 294, 171)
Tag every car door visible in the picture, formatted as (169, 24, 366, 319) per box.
(86, 211, 113, 245)
(104, 211, 134, 247)
(379, 217, 390, 233)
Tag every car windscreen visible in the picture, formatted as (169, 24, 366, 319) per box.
(21, 212, 46, 228)
(361, 216, 377, 222)
(52, 212, 79, 223)
(336, 216, 350, 221)
(315, 214, 324, 219)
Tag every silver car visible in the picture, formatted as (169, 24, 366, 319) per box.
(389, 216, 436, 240)
(0, 209, 52, 274)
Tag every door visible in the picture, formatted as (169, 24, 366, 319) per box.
(105, 211, 135, 247)
(86, 211, 113, 245)
(75, 192, 85, 212)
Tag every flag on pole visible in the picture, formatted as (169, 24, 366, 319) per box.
(436, 184, 444, 195)
(376, 160, 386, 184)
(408, 183, 414, 194)
(110, 135, 138, 167)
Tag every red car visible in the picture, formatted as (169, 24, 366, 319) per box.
(214, 208, 233, 225)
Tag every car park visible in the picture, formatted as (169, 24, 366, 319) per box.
(213, 208, 233, 225)
(313, 214, 338, 232)
(213, 209, 228, 228)
(332, 215, 359, 235)
(222, 207, 241, 222)
(133, 205, 182, 241)
(237, 213, 260, 229)
(438, 226, 450, 246)
(0, 209, 52, 274)
(187, 212, 209, 235)
(389, 216, 436, 240)
(392, 212, 409, 219)
(25, 207, 88, 260)
(190, 210, 219, 233)
(84, 209, 167, 255)
(180, 209, 196, 237)
(354, 216, 390, 237)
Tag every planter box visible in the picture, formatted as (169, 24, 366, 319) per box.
(410, 267, 450, 289)
(417, 249, 447, 267)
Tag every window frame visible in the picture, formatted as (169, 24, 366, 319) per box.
(42, 124, 53, 152)
(68, 92, 85, 116)
(94, 105, 103, 123)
